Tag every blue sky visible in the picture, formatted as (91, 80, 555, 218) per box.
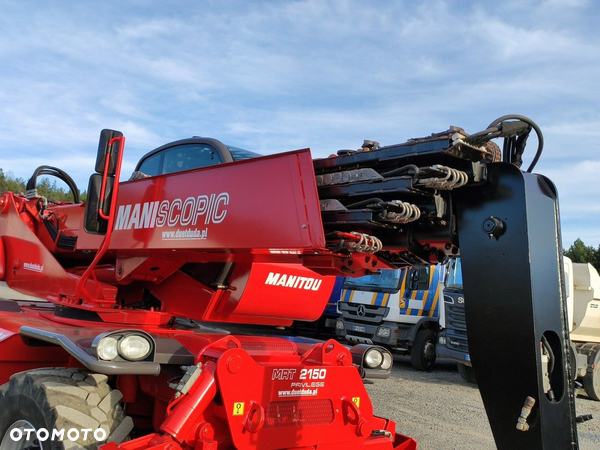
(0, 0, 598, 247)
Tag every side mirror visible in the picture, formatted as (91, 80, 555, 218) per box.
(85, 129, 122, 234)
(408, 267, 430, 291)
(84, 174, 114, 234)
(95, 129, 123, 175)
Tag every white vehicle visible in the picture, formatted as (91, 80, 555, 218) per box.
(565, 257, 600, 399)
(438, 256, 600, 398)
(436, 258, 475, 382)
(335, 265, 445, 371)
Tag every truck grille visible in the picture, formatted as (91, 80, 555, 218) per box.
(444, 295, 470, 352)
(445, 303, 467, 332)
(339, 302, 387, 324)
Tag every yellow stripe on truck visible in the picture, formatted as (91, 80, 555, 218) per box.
(419, 268, 436, 317)
(430, 282, 441, 317)
(382, 293, 390, 307)
(398, 269, 407, 308)
(411, 287, 420, 316)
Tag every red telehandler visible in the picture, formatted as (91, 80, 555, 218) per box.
(0, 115, 583, 449)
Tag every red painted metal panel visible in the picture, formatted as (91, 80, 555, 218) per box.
(0, 236, 5, 280)
(215, 343, 377, 449)
(0, 312, 71, 384)
(0, 193, 117, 303)
(96, 150, 325, 253)
(233, 263, 336, 321)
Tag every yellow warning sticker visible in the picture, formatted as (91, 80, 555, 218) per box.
(233, 402, 245, 416)
(352, 397, 360, 407)
(233, 402, 244, 416)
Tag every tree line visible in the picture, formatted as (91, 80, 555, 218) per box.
(564, 239, 600, 272)
(0, 168, 84, 203)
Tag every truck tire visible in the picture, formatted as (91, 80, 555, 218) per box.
(0, 368, 133, 450)
(583, 348, 600, 401)
(410, 329, 437, 371)
(457, 363, 477, 384)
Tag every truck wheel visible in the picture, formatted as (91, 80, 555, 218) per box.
(583, 349, 600, 401)
(0, 368, 133, 450)
(410, 329, 437, 371)
(457, 363, 477, 384)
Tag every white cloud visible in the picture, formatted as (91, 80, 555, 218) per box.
(539, 160, 600, 247)
(117, 18, 182, 40)
(0, 0, 598, 245)
(542, 0, 590, 8)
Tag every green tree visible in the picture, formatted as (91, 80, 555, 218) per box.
(594, 244, 600, 272)
(0, 168, 26, 194)
(564, 238, 600, 272)
(0, 168, 84, 203)
(36, 177, 78, 203)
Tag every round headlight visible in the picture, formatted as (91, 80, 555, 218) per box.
(97, 336, 119, 360)
(381, 352, 393, 371)
(118, 335, 152, 361)
(364, 348, 384, 368)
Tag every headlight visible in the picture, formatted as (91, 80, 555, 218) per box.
(438, 336, 447, 345)
(95, 331, 153, 362)
(336, 319, 345, 330)
(118, 335, 152, 361)
(381, 352, 393, 371)
(97, 336, 119, 361)
(350, 344, 393, 378)
(364, 348, 384, 368)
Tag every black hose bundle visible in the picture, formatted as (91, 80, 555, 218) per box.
(26, 165, 80, 203)
(465, 114, 544, 172)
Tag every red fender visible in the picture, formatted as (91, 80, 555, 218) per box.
(0, 235, 5, 280)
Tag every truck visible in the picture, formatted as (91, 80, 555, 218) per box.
(436, 257, 476, 383)
(437, 256, 600, 398)
(0, 115, 586, 449)
(563, 257, 600, 400)
(290, 277, 344, 339)
(335, 265, 444, 371)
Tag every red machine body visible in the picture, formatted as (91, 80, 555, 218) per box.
(0, 117, 580, 449)
(0, 134, 415, 450)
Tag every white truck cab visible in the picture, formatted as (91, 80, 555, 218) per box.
(335, 265, 445, 371)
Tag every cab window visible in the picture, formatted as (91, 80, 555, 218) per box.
(138, 144, 223, 176)
(227, 145, 262, 161)
(343, 269, 402, 292)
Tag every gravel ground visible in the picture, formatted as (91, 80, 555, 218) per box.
(366, 356, 600, 450)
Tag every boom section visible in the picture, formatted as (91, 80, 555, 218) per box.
(97, 149, 326, 253)
(312, 128, 497, 268)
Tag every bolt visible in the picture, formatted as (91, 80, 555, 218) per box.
(197, 422, 215, 441)
(483, 216, 505, 239)
(357, 419, 372, 437)
(227, 355, 242, 374)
